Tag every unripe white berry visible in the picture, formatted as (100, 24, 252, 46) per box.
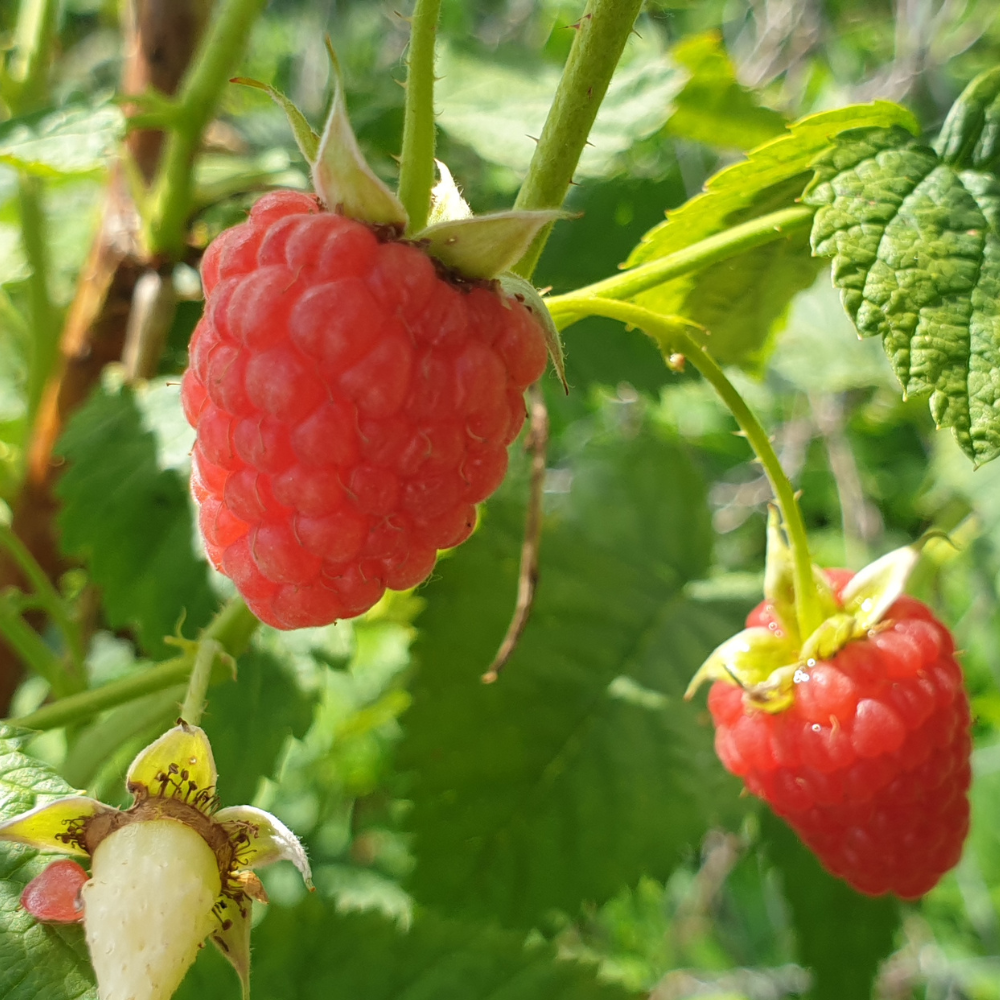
(81, 819, 221, 1000)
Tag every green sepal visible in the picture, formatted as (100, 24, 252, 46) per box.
(231, 77, 320, 163)
(800, 612, 861, 663)
(312, 43, 408, 228)
(416, 209, 565, 280)
(685, 626, 797, 698)
(762, 505, 798, 641)
(497, 274, 567, 391)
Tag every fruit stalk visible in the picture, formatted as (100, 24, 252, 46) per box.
(557, 296, 823, 640)
(397, 0, 443, 234)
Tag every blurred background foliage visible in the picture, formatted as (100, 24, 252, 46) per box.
(4, 1, 1000, 998)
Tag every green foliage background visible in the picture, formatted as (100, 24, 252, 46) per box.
(3, 1, 1000, 999)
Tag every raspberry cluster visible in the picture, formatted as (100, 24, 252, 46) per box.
(182, 191, 547, 629)
(708, 575, 971, 899)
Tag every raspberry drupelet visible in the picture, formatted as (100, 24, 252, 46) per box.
(182, 190, 548, 629)
(708, 573, 971, 900)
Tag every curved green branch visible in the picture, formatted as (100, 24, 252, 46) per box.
(555, 296, 823, 640)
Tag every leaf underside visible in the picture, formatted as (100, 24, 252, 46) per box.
(807, 91, 1000, 464)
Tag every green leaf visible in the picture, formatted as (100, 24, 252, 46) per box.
(204, 648, 315, 807)
(760, 809, 899, 1000)
(626, 102, 918, 365)
(176, 897, 637, 1000)
(55, 374, 217, 658)
(434, 41, 683, 179)
(0, 725, 96, 1000)
(806, 69, 1000, 464)
(666, 32, 787, 151)
(0, 103, 124, 177)
(399, 419, 749, 928)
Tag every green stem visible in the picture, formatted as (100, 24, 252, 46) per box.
(397, 0, 442, 234)
(180, 639, 220, 726)
(512, 0, 644, 278)
(19, 175, 59, 434)
(0, 601, 74, 697)
(145, 0, 268, 257)
(6, 0, 60, 113)
(559, 297, 824, 639)
(7, 597, 260, 731)
(0, 521, 84, 674)
(545, 206, 814, 321)
(61, 686, 186, 788)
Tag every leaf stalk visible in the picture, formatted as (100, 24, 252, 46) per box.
(545, 205, 814, 320)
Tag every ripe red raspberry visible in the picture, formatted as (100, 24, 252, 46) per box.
(708, 575, 971, 900)
(182, 190, 547, 629)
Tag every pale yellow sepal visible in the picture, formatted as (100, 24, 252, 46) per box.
(126, 720, 218, 799)
(800, 612, 863, 662)
(841, 543, 920, 630)
(0, 795, 112, 855)
(427, 160, 472, 226)
(685, 626, 796, 699)
(215, 804, 314, 888)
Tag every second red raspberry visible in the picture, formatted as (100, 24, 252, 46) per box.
(181, 190, 548, 629)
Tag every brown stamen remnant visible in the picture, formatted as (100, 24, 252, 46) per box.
(482, 380, 549, 683)
(81, 793, 237, 889)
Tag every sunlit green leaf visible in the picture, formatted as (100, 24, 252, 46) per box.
(0, 103, 123, 177)
(400, 418, 748, 928)
(435, 40, 683, 179)
(176, 896, 638, 1000)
